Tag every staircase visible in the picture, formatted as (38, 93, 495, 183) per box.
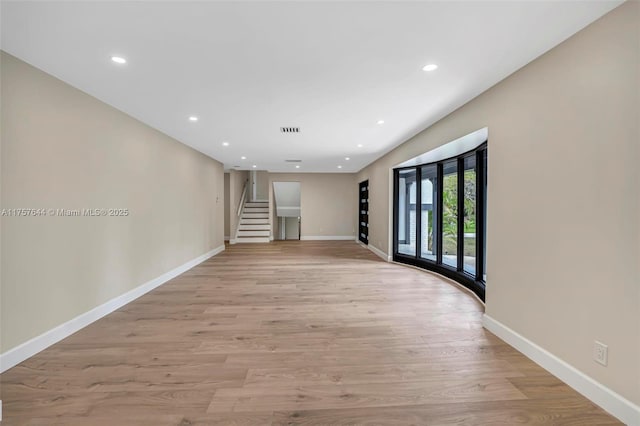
(235, 201, 270, 243)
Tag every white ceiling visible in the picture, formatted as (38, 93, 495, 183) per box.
(1, 1, 621, 173)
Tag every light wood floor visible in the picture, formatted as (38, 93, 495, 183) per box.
(0, 241, 619, 425)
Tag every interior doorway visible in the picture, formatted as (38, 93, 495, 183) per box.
(279, 216, 301, 240)
(272, 181, 301, 240)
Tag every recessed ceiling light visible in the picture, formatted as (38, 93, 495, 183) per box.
(337, 165, 342, 169)
(188, 116, 198, 122)
(345, 157, 350, 161)
(377, 120, 385, 125)
(357, 144, 363, 148)
(241, 156, 246, 160)
(422, 64, 438, 72)
(222, 141, 229, 147)
(252, 165, 257, 168)
(295, 165, 300, 169)
(111, 56, 126, 64)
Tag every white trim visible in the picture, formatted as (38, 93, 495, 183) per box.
(367, 244, 391, 262)
(394, 127, 488, 168)
(224, 235, 230, 241)
(483, 314, 640, 425)
(0, 245, 226, 373)
(300, 236, 355, 241)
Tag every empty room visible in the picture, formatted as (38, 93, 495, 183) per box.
(1, 1, 638, 425)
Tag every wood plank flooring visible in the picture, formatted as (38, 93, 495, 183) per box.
(0, 241, 619, 425)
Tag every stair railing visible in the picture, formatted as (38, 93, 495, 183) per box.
(237, 179, 248, 217)
(233, 179, 249, 243)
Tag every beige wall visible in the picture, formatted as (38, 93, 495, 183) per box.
(0, 52, 225, 353)
(357, 2, 639, 404)
(228, 169, 249, 240)
(255, 170, 269, 201)
(268, 173, 357, 239)
(249, 170, 269, 201)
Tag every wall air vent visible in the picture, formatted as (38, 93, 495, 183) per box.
(280, 127, 300, 133)
(285, 159, 302, 163)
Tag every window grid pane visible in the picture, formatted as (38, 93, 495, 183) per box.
(463, 156, 476, 275)
(420, 165, 437, 261)
(442, 161, 458, 268)
(397, 169, 417, 256)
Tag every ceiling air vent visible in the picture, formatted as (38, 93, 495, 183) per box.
(285, 159, 302, 163)
(280, 127, 300, 133)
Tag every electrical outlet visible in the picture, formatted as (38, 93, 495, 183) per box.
(594, 341, 608, 366)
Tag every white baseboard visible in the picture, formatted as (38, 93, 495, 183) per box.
(366, 244, 391, 262)
(300, 236, 355, 241)
(224, 235, 230, 241)
(0, 244, 226, 373)
(483, 314, 640, 425)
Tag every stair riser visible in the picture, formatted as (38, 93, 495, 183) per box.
(243, 207, 269, 213)
(243, 213, 269, 219)
(235, 237, 270, 243)
(245, 202, 269, 208)
(239, 224, 271, 231)
(241, 219, 270, 225)
(238, 230, 270, 237)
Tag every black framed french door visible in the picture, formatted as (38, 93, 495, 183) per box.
(359, 180, 369, 244)
(393, 143, 487, 302)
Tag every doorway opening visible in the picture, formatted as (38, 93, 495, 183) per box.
(273, 181, 301, 240)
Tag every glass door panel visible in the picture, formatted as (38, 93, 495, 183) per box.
(442, 161, 458, 267)
(397, 169, 417, 256)
(463, 156, 476, 275)
(420, 165, 437, 261)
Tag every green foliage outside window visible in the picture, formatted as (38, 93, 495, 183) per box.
(442, 170, 476, 255)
